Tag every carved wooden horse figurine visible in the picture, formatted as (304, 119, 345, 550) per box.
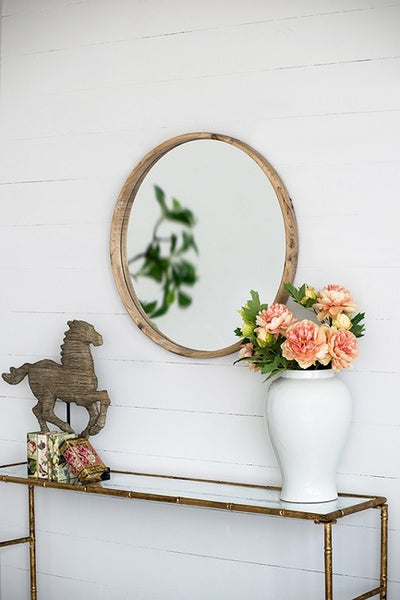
(2, 320, 111, 437)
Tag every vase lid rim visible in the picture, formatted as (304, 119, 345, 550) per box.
(281, 369, 335, 379)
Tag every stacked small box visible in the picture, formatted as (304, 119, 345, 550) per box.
(60, 437, 107, 483)
(27, 431, 78, 483)
(27, 432, 50, 479)
(47, 432, 78, 484)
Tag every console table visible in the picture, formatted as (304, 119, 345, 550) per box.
(0, 462, 388, 600)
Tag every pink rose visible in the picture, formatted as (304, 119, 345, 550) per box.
(313, 284, 357, 321)
(255, 304, 297, 339)
(326, 327, 359, 371)
(281, 320, 330, 369)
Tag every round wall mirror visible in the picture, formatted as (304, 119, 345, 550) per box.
(110, 132, 298, 358)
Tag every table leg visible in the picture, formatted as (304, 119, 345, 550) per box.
(28, 485, 37, 600)
(324, 522, 333, 600)
(380, 504, 388, 600)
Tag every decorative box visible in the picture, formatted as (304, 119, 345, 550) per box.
(27, 432, 50, 479)
(47, 432, 78, 484)
(60, 437, 107, 483)
(27, 431, 78, 482)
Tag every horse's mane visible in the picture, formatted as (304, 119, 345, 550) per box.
(60, 321, 94, 369)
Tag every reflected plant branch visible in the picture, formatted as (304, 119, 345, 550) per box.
(129, 185, 199, 319)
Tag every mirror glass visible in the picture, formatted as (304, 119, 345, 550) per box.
(111, 133, 298, 358)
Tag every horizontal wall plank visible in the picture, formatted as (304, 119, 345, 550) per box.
(1, 564, 96, 600)
(3, 358, 396, 427)
(1, 112, 399, 185)
(2, 58, 400, 139)
(2, 4, 400, 71)
(0, 267, 120, 314)
(4, 0, 399, 34)
(0, 179, 119, 226)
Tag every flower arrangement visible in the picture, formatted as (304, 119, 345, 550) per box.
(235, 283, 365, 378)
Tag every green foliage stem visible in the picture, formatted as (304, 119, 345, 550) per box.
(129, 185, 198, 319)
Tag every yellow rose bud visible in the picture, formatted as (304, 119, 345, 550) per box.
(241, 322, 254, 338)
(300, 285, 317, 305)
(256, 329, 275, 347)
(265, 332, 275, 346)
(332, 313, 352, 330)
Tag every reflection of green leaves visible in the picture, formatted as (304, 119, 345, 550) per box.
(182, 231, 198, 254)
(154, 185, 167, 211)
(178, 291, 191, 307)
(141, 300, 157, 315)
(130, 185, 198, 318)
(172, 260, 196, 286)
(155, 185, 196, 227)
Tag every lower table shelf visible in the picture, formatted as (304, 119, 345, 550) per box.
(0, 462, 388, 600)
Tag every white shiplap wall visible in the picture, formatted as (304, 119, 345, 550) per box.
(0, 1, 399, 598)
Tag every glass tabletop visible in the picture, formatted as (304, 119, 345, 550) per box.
(0, 463, 385, 521)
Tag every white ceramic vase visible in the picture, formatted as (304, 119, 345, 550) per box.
(265, 369, 352, 503)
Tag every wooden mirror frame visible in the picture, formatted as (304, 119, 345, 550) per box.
(110, 132, 298, 358)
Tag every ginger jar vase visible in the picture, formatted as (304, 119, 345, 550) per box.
(265, 369, 352, 503)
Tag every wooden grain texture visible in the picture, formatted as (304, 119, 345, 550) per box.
(110, 131, 298, 358)
(0, 0, 399, 598)
(2, 320, 111, 437)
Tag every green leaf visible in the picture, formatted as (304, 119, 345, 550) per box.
(154, 185, 167, 214)
(298, 284, 306, 301)
(165, 289, 175, 306)
(239, 289, 265, 323)
(170, 233, 177, 254)
(181, 231, 198, 254)
(234, 327, 244, 337)
(165, 208, 196, 227)
(150, 303, 169, 318)
(142, 261, 164, 283)
(284, 282, 299, 300)
(172, 260, 197, 286)
(178, 291, 192, 307)
(349, 312, 365, 338)
(250, 289, 261, 307)
(351, 312, 365, 326)
(141, 300, 158, 315)
(302, 297, 316, 308)
(145, 243, 161, 261)
(172, 197, 182, 211)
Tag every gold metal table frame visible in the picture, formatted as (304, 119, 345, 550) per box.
(0, 463, 388, 600)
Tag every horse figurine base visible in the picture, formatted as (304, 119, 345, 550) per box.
(2, 320, 111, 437)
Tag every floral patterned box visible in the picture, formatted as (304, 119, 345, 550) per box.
(47, 432, 78, 484)
(27, 431, 79, 482)
(60, 437, 107, 483)
(27, 432, 50, 479)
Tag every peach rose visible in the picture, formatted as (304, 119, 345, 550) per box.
(313, 284, 357, 321)
(238, 342, 260, 371)
(238, 342, 254, 360)
(255, 304, 297, 339)
(326, 327, 359, 371)
(281, 320, 330, 369)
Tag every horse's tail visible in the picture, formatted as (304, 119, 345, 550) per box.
(2, 363, 32, 385)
